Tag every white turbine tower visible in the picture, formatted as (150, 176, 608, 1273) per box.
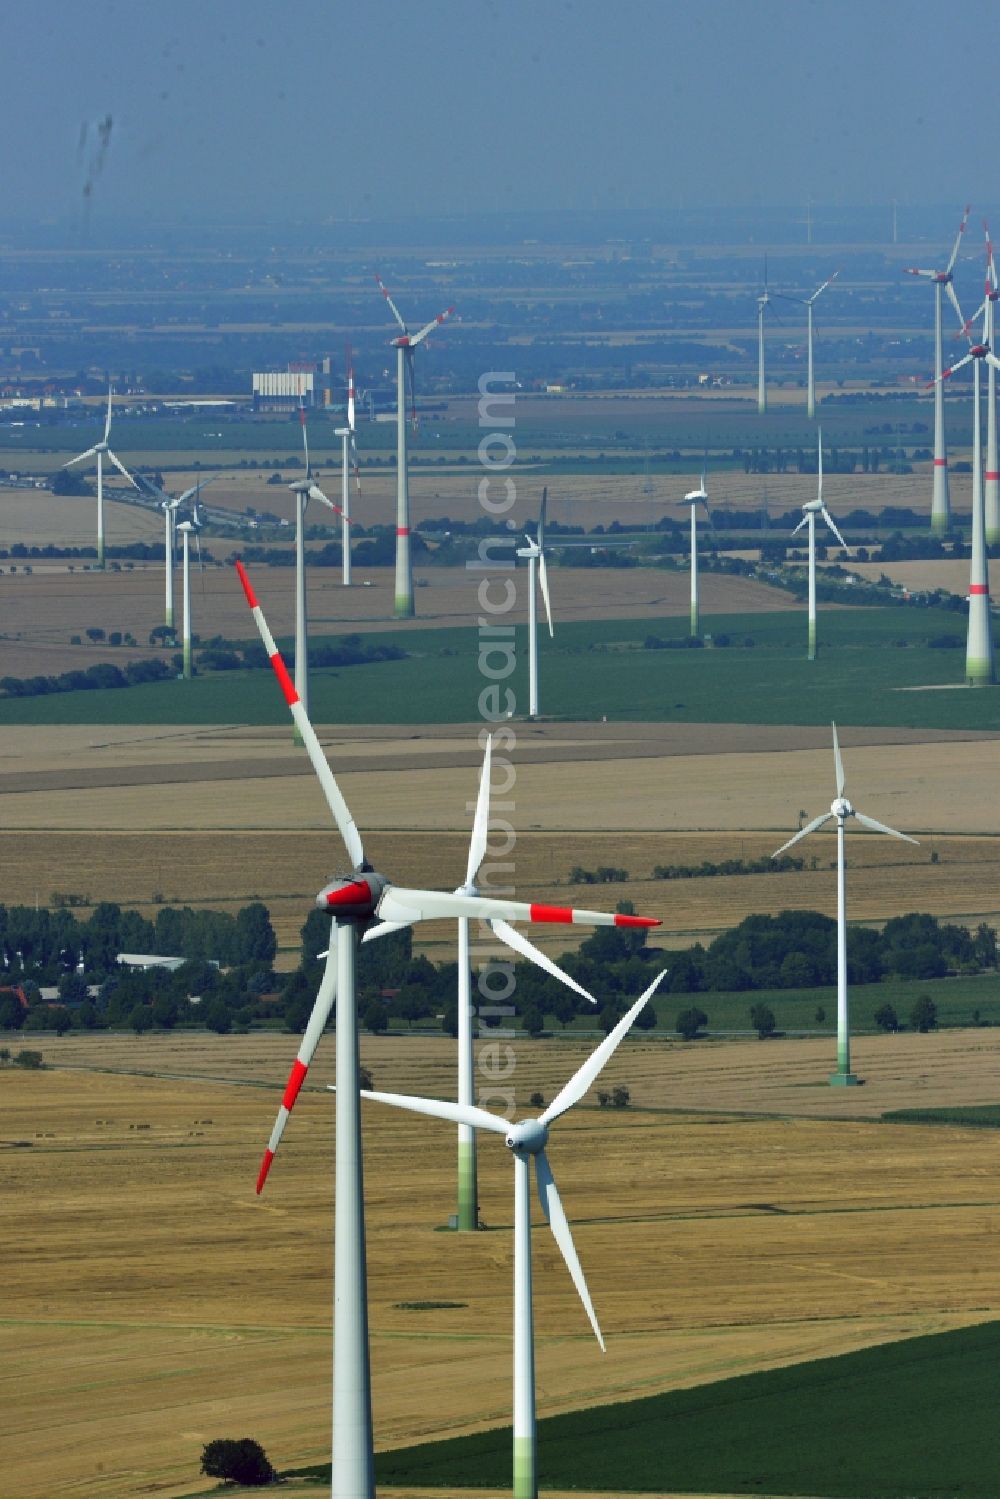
(904, 205, 970, 534)
(756, 257, 774, 415)
(62, 385, 137, 569)
(333, 354, 361, 586)
(935, 296, 999, 687)
(516, 489, 553, 719)
(679, 476, 713, 638)
(357, 975, 665, 1499)
(375, 273, 455, 619)
(773, 724, 917, 1086)
(176, 510, 199, 682)
(236, 560, 661, 1499)
(289, 403, 341, 729)
(791, 430, 846, 661)
(780, 270, 841, 419)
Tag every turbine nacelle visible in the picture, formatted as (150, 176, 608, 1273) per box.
(506, 1118, 549, 1156)
(832, 796, 853, 820)
(317, 873, 387, 918)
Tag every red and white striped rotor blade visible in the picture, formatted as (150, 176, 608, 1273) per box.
(931, 352, 973, 386)
(234, 561, 365, 869)
(945, 204, 971, 276)
(903, 267, 935, 279)
(410, 305, 455, 347)
(375, 272, 407, 333)
(257, 927, 338, 1192)
(376, 884, 660, 931)
(809, 268, 841, 303)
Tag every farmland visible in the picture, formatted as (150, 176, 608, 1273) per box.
(5, 1030, 1000, 1498)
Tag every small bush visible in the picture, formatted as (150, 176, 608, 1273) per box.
(611, 1085, 630, 1108)
(910, 995, 938, 1033)
(529, 1091, 545, 1109)
(14, 1049, 44, 1069)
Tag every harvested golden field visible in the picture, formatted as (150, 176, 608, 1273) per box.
(0, 556, 792, 676)
(4, 1031, 1000, 1498)
(0, 484, 160, 549)
(849, 558, 972, 594)
(2, 722, 999, 958)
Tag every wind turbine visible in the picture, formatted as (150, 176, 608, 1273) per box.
(333, 354, 361, 587)
(780, 270, 841, 419)
(138, 475, 219, 633)
(935, 291, 999, 687)
(679, 476, 713, 638)
(375, 273, 455, 618)
(176, 496, 203, 681)
(904, 204, 970, 533)
(516, 488, 553, 719)
(235, 560, 660, 1498)
(62, 385, 136, 568)
(791, 429, 846, 661)
(289, 402, 341, 728)
(356, 975, 665, 1499)
(773, 724, 917, 1086)
(956, 224, 1000, 547)
(452, 736, 598, 1230)
(756, 257, 775, 415)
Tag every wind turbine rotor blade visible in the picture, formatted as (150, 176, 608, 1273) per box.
(934, 353, 972, 384)
(853, 811, 919, 845)
(64, 446, 99, 468)
(234, 561, 365, 869)
(820, 507, 847, 548)
(810, 268, 842, 303)
(986, 353, 1000, 373)
(409, 305, 456, 346)
(405, 348, 418, 428)
(791, 514, 809, 536)
(106, 450, 137, 488)
(375, 885, 661, 932)
(772, 811, 833, 858)
(903, 268, 936, 279)
(535, 1150, 604, 1349)
(356, 1088, 509, 1135)
(350, 436, 362, 495)
(945, 204, 971, 277)
(374, 272, 408, 333)
(538, 486, 547, 551)
(299, 404, 311, 477)
(103, 387, 113, 443)
(537, 550, 554, 638)
(465, 735, 493, 888)
(832, 722, 845, 798)
(347, 352, 356, 431)
(945, 282, 966, 331)
(490, 918, 597, 1004)
(257, 929, 338, 1192)
(308, 482, 338, 514)
(539, 973, 667, 1127)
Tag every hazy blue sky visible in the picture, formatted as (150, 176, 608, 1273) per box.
(2, 0, 994, 226)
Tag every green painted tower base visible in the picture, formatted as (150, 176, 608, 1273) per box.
(829, 1072, 861, 1087)
(394, 597, 415, 619)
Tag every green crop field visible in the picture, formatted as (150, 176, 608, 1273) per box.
(330, 1319, 1000, 1497)
(882, 1104, 1000, 1129)
(4, 607, 1000, 729)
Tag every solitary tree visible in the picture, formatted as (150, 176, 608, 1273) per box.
(676, 1006, 708, 1041)
(200, 1437, 275, 1487)
(874, 1003, 899, 1033)
(910, 995, 938, 1034)
(750, 1003, 776, 1040)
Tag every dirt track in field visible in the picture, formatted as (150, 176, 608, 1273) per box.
(5, 1030, 1000, 1498)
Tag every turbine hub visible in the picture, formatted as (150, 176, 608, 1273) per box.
(316, 872, 387, 920)
(506, 1118, 549, 1156)
(832, 796, 852, 820)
